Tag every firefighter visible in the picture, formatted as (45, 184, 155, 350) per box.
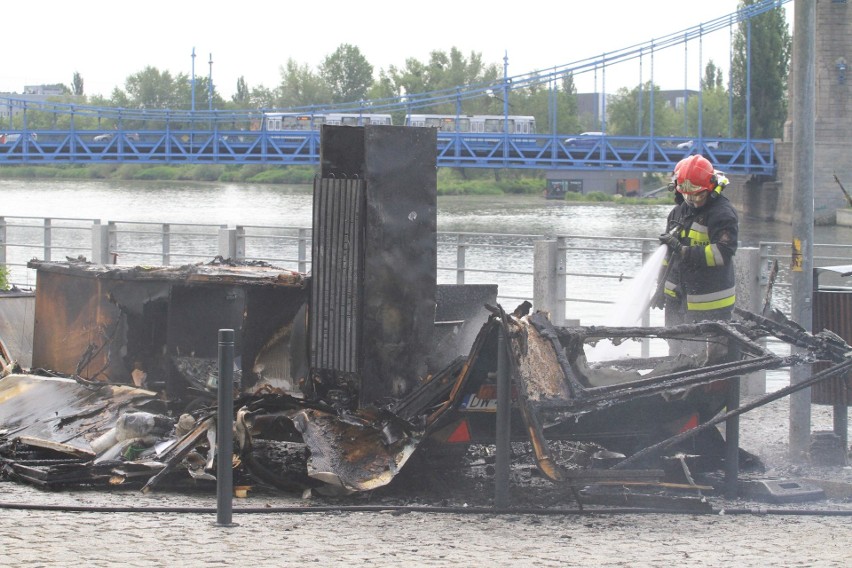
(657, 154, 739, 359)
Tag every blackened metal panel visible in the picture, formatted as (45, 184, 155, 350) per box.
(31, 270, 128, 381)
(319, 125, 365, 179)
(310, 177, 365, 381)
(360, 125, 437, 405)
(166, 285, 246, 359)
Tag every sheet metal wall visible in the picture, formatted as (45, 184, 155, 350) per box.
(310, 177, 364, 376)
(313, 125, 437, 406)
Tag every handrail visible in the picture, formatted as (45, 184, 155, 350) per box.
(3, 218, 852, 327)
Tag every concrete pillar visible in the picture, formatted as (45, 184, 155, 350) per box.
(533, 240, 561, 324)
(218, 227, 237, 260)
(735, 247, 766, 395)
(91, 222, 111, 264)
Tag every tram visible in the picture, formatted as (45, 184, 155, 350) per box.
(406, 114, 536, 135)
(263, 112, 393, 132)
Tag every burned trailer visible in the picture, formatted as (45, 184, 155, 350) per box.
(26, 258, 311, 409)
(400, 306, 851, 480)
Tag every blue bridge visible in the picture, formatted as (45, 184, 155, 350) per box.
(0, 0, 787, 177)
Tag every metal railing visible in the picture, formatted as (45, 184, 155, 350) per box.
(4, 216, 852, 327)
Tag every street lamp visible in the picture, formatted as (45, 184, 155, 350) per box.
(208, 53, 214, 111)
(191, 47, 196, 112)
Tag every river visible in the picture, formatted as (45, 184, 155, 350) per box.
(4, 178, 852, 245)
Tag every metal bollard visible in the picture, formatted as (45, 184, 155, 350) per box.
(724, 377, 741, 499)
(216, 329, 236, 527)
(494, 323, 511, 509)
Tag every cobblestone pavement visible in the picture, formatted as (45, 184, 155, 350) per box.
(1, 480, 850, 567)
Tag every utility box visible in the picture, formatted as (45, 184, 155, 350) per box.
(310, 125, 437, 408)
(812, 265, 852, 406)
(811, 265, 851, 465)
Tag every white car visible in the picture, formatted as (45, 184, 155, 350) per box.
(564, 132, 605, 146)
(677, 139, 720, 150)
(94, 132, 140, 142)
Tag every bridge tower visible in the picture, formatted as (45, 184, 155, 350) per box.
(769, 0, 850, 224)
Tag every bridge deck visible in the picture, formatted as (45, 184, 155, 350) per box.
(0, 130, 775, 175)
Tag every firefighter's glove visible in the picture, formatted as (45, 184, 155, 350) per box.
(659, 232, 682, 255)
(651, 289, 666, 310)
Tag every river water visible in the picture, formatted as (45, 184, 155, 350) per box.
(4, 178, 852, 245)
(5, 180, 852, 246)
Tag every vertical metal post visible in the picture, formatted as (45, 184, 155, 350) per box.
(298, 228, 308, 273)
(456, 234, 466, 285)
(191, 47, 196, 113)
(555, 236, 567, 326)
(724, 377, 741, 498)
(834, 399, 848, 466)
(790, 0, 816, 461)
(0, 217, 6, 265)
(162, 224, 171, 266)
(216, 329, 235, 527)
(208, 53, 214, 112)
(494, 323, 511, 509)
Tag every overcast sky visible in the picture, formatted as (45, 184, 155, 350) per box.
(2, 1, 791, 99)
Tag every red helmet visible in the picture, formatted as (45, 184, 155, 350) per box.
(676, 154, 715, 194)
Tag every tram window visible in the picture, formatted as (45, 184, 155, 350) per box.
(484, 119, 502, 133)
(457, 118, 471, 132)
(439, 118, 455, 132)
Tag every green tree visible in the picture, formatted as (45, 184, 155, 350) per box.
(386, 48, 499, 114)
(518, 72, 580, 134)
(607, 82, 680, 136)
(686, 60, 730, 139)
(319, 44, 374, 104)
(121, 67, 182, 109)
(249, 85, 277, 109)
(702, 60, 725, 91)
(232, 76, 250, 106)
(731, 0, 792, 138)
(277, 59, 332, 108)
(72, 72, 84, 96)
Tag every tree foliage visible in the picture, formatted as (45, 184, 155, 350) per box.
(386, 48, 500, 114)
(319, 44, 374, 104)
(72, 72, 84, 96)
(731, 0, 792, 138)
(607, 82, 681, 136)
(232, 76, 249, 105)
(277, 59, 331, 108)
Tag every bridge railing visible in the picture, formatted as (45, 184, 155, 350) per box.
(0, 128, 775, 174)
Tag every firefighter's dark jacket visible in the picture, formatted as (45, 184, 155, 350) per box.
(663, 193, 739, 312)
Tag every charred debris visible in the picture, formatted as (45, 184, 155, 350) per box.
(2, 125, 851, 505)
